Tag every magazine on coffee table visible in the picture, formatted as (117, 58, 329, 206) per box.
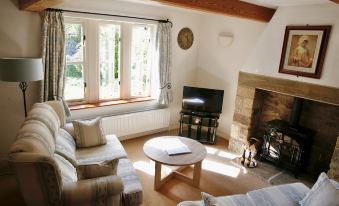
(166, 141, 191, 156)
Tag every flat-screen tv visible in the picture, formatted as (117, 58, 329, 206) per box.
(182, 86, 224, 114)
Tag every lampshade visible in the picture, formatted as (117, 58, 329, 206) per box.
(0, 58, 43, 82)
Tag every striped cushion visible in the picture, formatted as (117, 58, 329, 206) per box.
(45, 100, 66, 127)
(72, 117, 106, 148)
(76, 135, 127, 165)
(54, 154, 77, 185)
(26, 103, 60, 135)
(12, 120, 56, 155)
(56, 129, 77, 166)
(77, 159, 119, 179)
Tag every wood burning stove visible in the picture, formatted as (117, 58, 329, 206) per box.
(260, 98, 315, 178)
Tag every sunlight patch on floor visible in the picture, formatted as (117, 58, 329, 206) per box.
(133, 160, 173, 176)
(205, 146, 218, 155)
(202, 160, 240, 178)
(217, 151, 239, 160)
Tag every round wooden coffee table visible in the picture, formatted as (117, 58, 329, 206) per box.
(143, 136, 207, 190)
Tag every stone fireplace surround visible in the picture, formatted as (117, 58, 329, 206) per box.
(229, 72, 339, 180)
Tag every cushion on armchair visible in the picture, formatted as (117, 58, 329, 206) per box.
(72, 117, 107, 148)
(77, 159, 119, 179)
(26, 103, 60, 135)
(56, 128, 77, 166)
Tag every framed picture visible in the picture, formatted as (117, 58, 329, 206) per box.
(279, 25, 331, 79)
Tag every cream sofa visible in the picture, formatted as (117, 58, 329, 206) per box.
(8, 101, 142, 206)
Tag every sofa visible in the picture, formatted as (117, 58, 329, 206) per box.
(8, 101, 143, 206)
(178, 174, 339, 206)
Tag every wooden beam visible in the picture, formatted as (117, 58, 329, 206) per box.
(153, 0, 276, 22)
(20, 0, 63, 12)
(330, 0, 339, 3)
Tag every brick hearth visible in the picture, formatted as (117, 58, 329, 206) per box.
(229, 72, 339, 180)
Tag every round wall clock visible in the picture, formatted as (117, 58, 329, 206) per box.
(177, 27, 194, 50)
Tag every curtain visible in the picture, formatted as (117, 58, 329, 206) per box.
(40, 10, 66, 102)
(156, 22, 172, 105)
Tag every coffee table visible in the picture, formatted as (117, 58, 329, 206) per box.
(143, 136, 207, 190)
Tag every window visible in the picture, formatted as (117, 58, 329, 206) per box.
(130, 25, 152, 97)
(99, 23, 121, 100)
(65, 22, 85, 101)
(64, 17, 156, 104)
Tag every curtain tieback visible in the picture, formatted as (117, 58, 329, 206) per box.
(160, 83, 172, 90)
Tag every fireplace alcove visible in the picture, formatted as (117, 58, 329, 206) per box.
(229, 72, 339, 180)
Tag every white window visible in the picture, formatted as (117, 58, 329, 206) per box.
(64, 17, 156, 104)
(64, 22, 86, 102)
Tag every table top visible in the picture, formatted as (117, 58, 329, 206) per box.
(143, 136, 207, 166)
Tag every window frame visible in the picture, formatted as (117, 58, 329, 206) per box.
(64, 16, 157, 105)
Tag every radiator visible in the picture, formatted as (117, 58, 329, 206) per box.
(101, 108, 170, 138)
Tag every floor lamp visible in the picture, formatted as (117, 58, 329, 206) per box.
(0, 58, 43, 117)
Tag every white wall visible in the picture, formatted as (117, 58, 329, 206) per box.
(0, 0, 41, 157)
(242, 3, 339, 88)
(60, 0, 202, 128)
(195, 14, 267, 139)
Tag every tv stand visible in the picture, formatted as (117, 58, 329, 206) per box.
(179, 110, 220, 144)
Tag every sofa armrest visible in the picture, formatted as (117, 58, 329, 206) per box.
(62, 175, 123, 204)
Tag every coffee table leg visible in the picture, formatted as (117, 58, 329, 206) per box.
(154, 161, 162, 190)
(193, 161, 202, 187)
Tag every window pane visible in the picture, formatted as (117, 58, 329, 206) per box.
(64, 64, 84, 101)
(99, 24, 121, 100)
(65, 23, 83, 62)
(131, 26, 152, 97)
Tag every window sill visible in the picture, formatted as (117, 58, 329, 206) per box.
(69, 97, 156, 111)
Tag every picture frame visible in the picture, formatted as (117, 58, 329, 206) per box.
(279, 25, 331, 79)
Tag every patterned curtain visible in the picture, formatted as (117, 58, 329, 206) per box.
(156, 22, 172, 105)
(40, 10, 66, 102)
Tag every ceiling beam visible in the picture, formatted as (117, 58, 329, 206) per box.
(153, 0, 276, 22)
(330, 0, 339, 3)
(20, 0, 63, 12)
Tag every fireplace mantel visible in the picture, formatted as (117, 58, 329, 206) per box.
(238, 72, 339, 106)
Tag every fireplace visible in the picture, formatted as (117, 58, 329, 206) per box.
(230, 72, 339, 180)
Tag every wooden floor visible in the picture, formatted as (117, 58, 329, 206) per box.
(0, 129, 269, 206)
(122, 130, 269, 206)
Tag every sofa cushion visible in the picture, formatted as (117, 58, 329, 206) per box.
(45, 100, 67, 127)
(11, 120, 56, 155)
(54, 154, 77, 185)
(56, 129, 77, 166)
(77, 159, 119, 179)
(26, 103, 60, 135)
(76, 135, 127, 165)
(178, 194, 254, 206)
(247, 182, 309, 206)
(72, 117, 107, 148)
(300, 172, 339, 206)
(300, 177, 339, 206)
(117, 158, 143, 206)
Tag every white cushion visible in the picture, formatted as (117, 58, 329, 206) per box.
(300, 177, 339, 206)
(72, 117, 107, 148)
(201, 192, 226, 206)
(300, 172, 339, 206)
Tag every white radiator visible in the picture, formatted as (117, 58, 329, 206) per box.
(101, 108, 170, 139)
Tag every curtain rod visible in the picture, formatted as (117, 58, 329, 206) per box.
(47, 8, 173, 26)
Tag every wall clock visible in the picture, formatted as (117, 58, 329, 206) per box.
(177, 27, 194, 50)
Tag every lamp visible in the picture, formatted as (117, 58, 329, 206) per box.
(0, 58, 43, 117)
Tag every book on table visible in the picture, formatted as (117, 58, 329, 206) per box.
(166, 143, 191, 156)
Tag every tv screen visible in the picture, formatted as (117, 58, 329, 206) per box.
(182, 86, 224, 114)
